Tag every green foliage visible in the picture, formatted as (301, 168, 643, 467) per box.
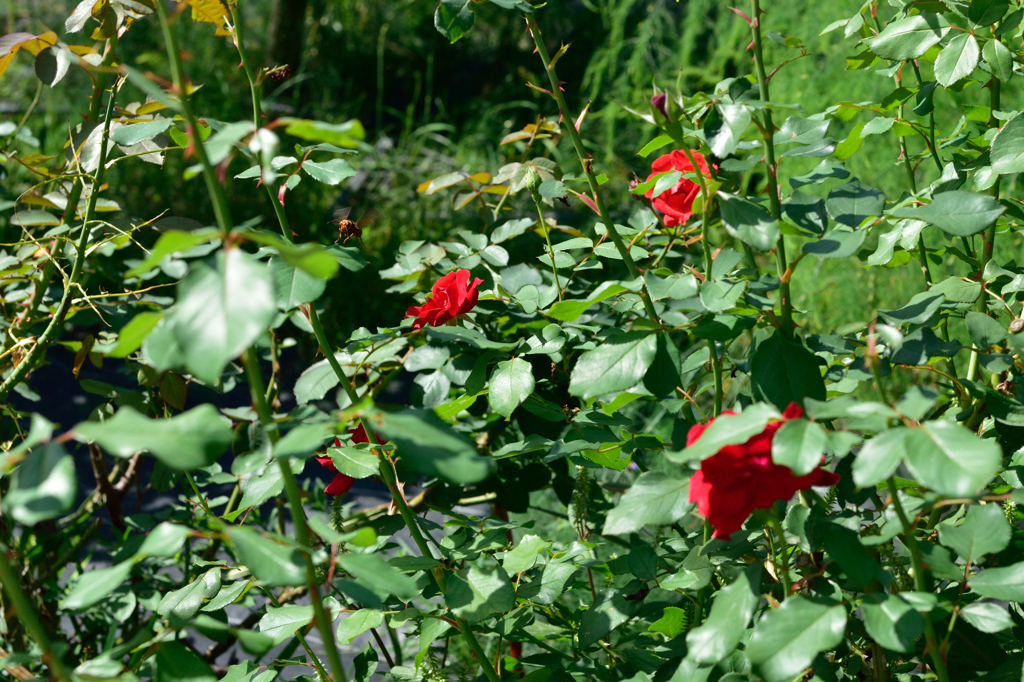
(5, 2, 1024, 682)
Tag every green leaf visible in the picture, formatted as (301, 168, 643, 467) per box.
(258, 604, 314, 645)
(991, 111, 1024, 174)
(568, 331, 657, 399)
(643, 332, 682, 398)
(704, 103, 751, 157)
(73, 405, 232, 471)
(668, 403, 779, 462)
(903, 422, 1001, 497)
(137, 523, 192, 558)
(892, 191, 1005, 236)
(852, 427, 909, 488)
(62, 560, 134, 611)
(270, 257, 326, 309)
(934, 33, 980, 87)
(226, 527, 307, 587)
(938, 503, 1011, 563)
(2, 442, 76, 525)
(158, 569, 222, 620)
(878, 291, 945, 326)
(488, 358, 535, 418)
(861, 593, 923, 653)
(649, 606, 689, 639)
(970, 562, 1024, 601)
(751, 333, 826, 411)
(865, 13, 950, 60)
(502, 534, 551, 574)
(125, 228, 220, 277)
(294, 354, 345, 404)
(965, 311, 1006, 349)
(983, 38, 1013, 82)
(961, 602, 1014, 633)
(802, 227, 867, 259)
(336, 553, 420, 601)
(603, 471, 692, 535)
(825, 179, 885, 228)
(745, 596, 847, 682)
(110, 119, 172, 146)
(637, 135, 673, 158)
(154, 642, 216, 682)
(547, 282, 630, 322)
(685, 565, 761, 665)
(169, 249, 276, 384)
(279, 118, 366, 149)
(302, 158, 357, 185)
(718, 193, 780, 251)
(336, 609, 385, 644)
(104, 311, 164, 358)
(435, 0, 474, 43)
(374, 408, 493, 484)
(444, 563, 516, 623)
(771, 418, 828, 476)
(328, 446, 380, 479)
(273, 422, 333, 459)
(580, 592, 644, 650)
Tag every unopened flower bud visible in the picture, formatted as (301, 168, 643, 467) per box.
(525, 167, 542, 195)
(651, 93, 668, 119)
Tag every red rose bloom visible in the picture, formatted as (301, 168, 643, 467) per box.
(645, 150, 713, 227)
(317, 438, 355, 497)
(405, 269, 483, 330)
(316, 427, 388, 496)
(687, 403, 839, 539)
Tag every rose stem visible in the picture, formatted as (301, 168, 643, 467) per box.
(525, 15, 661, 325)
(749, 0, 794, 337)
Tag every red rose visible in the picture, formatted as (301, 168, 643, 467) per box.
(317, 438, 355, 497)
(687, 403, 839, 539)
(405, 269, 483, 330)
(349, 423, 386, 446)
(645, 150, 713, 227)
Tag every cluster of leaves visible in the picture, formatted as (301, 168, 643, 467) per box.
(7, 1, 1024, 682)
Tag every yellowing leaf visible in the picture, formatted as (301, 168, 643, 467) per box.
(178, 0, 230, 35)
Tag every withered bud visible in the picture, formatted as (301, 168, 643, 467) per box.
(269, 65, 292, 83)
(1010, 318, 1024, 334)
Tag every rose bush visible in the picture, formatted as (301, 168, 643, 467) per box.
(1, 2, 1024, 682)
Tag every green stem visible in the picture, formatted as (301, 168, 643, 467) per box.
(525, 16, 660, 324)
(528, 186, 563, 300)
(0, 544, 72, 681)
(968, 80, 1002, 385)
(749, 0, 793, 336)
(0, 83, 118, 404)
(5, 80, 42, 149)
(767, 514, 792, 599)
(909, 61, 943, 172)
(887, 478, 950, 682)
(305, 307, 501, 682)
(242, 348, 348, 682)
(228, 2, 295, 242)
(154, 0, 233, 234)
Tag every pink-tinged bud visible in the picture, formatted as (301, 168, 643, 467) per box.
(651, 93, 668, 119)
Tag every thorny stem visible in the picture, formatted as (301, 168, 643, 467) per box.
(305, 307, 502, 682)
(154, 0, 233, 234)
(0, 545, 72, 682)
(242, 348, 349, 682)
(228, 2, 293, 241)
(749, 0, 793, 337)
(0, 82, 119, 403)
(525, 16, 660, 324)
(887, 478, 951, 682)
